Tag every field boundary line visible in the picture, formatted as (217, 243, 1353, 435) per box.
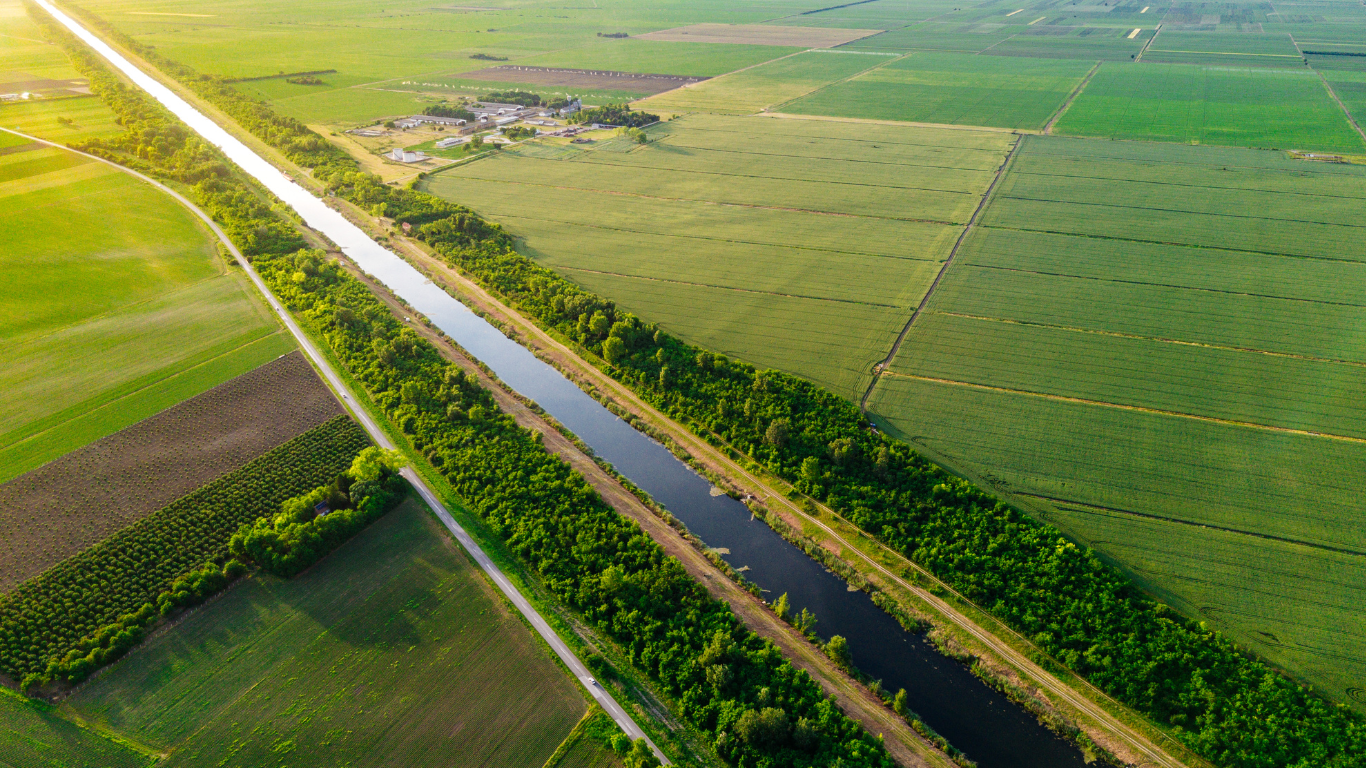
(555, 265, 907, 308)
(880, 370, 1366, 445)
(995, 192, 1366, 230)
(966, 263, 1366, 310)
(935, 310, 1366, 367)
(1043, 61, 1101, 134)
(859, 133, 1023, 410)
(980, 222, 1366, 265)
(1007, 166, 1366, 204)
(1022, 495, 1366, 558)
(761, 110, 1030, 134)
(1310, 68, 1366, 145)
(0, 114, 668, 762)
(763, 50, 912, 113)
(1135, 23, 1162, 61)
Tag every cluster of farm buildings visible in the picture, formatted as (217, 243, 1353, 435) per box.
(368, 98, 583, 162)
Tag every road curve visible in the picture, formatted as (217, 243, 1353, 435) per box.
(0, 124, 667, 762)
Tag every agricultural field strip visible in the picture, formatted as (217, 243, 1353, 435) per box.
(0, 124, 660, 755)
(1026, 494, 1366, 559)
(555, 265, 906, 308)
(646, 140, 1004, 174)
(881, 368, 1366, 447)
(491, 211, 943, 263)
(445, 174, 965, 225)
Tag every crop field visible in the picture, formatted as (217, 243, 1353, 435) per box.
(0, 353, 341, 592)
(844, 22, 1027, 53)
(639, 50, 891, 114)
(0, 142, 290, 479)
(868, 134, 1366, 704)
(1053, 61, 1366, 151)
(0, 3, 122, 143)
(634, 23, 879, 48)
(62, 499, 586, 768)
(1143, 29, 1307, 66)
(0, 687, 154, 768)
(424, 114, 1010, 397)
(780, 51, 1095, 129)
(986, 26, 1154, 61)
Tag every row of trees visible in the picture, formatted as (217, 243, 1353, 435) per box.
(430, 237, 1366, 767)
(570, 103, 659, 127)
(252, 247, 898, 768)
(0, 417, 368, 689)
(229, 447, 407, 577)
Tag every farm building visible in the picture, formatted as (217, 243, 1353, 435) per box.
(435, 136, 467, 148)
(388, 148, 427, 163)
(393, 115, 467, 129)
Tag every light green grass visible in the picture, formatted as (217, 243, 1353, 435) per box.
(640, 50, 890, 114)
(844, 22, 1024, 53)
(0, 96, 123, 143)
(870, 134, 1366, 705)
(984, 26, 1153, 61)
(781, 51, 1095, 129)
(0, 144, 289, 475)
(64, 498, 586, 768)
(1054, 61, 1365, 152)
(1323, 69, 1366, 126)
(0, 687, 154, 768)
(424, 115, 1010, 398)
(510, 39, 800, 77)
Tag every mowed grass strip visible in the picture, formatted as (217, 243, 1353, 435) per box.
(1053, 62, 1366, 152)
(64, 499, 585, 768)
(639, 50, 887, 115)
(894, 311, 1366, 438)
(1041, 505, 1366, 709)
(780, 51, 1095, 130)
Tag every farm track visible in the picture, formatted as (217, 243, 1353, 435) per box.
(365, 210, 1197, 768)
(0, 110, 665, 760)
(1043, 61, 1101, 135)
(859, 134, 1022, 410)
(880, 370, 1366, 446)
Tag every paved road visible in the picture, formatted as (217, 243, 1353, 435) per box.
(1, 124, 666, 763)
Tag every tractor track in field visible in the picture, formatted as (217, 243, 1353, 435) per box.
(860, 133, 1023, 410)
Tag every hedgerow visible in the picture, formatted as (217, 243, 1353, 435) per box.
(0, 416, 368, 686)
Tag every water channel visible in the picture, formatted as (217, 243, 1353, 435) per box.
(41, 3, 1091, 764)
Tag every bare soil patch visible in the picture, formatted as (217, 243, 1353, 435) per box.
(635, 23, 880, 48)
(459, 65, 706, 94)
(0, 351, 341, 592)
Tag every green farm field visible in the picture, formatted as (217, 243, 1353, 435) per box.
(780, 51, 1095, 129)
(639, 50, 892, 114)
(61, 498, 586, 768)
(1054, 61, 1366, 151)
(0, 3, 121, 143)
(424, 114, 1012, 397)
(0, 687, 154, 768)
(869, 135, 1366, 705)
(0, 142, 290, 480)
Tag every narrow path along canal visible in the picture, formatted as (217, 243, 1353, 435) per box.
(39, 3, 1089, 764)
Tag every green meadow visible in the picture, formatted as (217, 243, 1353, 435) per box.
(0, 144, 289, 480)
(424, 114, 1010, 398)
(868, 135, 1366, 705)
(53, 499, 587, 768)
(781, 51, 1095, 129)
(1054, 62, 1366, 151)
(639, 50, 890, 114)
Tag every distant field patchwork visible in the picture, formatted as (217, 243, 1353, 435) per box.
(0, 144, 290, 478)
(639, 50, 891, 114)
(1054, 61, 1366, 152)
(424, 114, 1012, 398)
(781, 51, 1095, 129)
(868, 135, 1366, 706)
